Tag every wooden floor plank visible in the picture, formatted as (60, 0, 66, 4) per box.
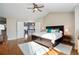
(0, 34, 78, 55)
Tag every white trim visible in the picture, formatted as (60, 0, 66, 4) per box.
(7, 37, 25, 40)
(7, 37, 17, 40)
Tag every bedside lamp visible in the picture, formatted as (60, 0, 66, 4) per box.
(34, 8, 38, 11)
(64, 28, 70, 35)
(65, 28, 69, 32)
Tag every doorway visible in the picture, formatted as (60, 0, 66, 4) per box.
(0, 17, 7, 43)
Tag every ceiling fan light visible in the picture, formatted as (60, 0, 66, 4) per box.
(34, 8, 38, 11)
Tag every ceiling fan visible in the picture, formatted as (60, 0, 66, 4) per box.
(27, 3, 44, 12)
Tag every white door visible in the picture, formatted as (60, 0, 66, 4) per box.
(17, 22, 24, 39)
(35, 22, 41, 32)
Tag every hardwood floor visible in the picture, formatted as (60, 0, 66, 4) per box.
(0, 38, 78, 55)
(0, 33, 78, 55)
(0, 40, 21, 55)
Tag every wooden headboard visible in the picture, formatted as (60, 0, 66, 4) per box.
(46, 25, 64, 36)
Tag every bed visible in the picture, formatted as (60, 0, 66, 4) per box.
(32, 25, 64, 48)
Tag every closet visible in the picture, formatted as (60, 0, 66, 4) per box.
(24, 22, 35, 35)
(17, 21, 35, 39)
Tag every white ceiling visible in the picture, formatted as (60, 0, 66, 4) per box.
(0, 3, 79, 19)
(44, 3, 79, 12)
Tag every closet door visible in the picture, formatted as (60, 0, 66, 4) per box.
(35, 22, 41, 32)
(17, 22, 24, 39)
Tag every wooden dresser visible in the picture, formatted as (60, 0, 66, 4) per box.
(63, 35, 72, 42)
(62, 34, 74, 46)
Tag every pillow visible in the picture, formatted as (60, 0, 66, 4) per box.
(60, 31, 63, 33)
(51, 29, 56, 33)
(47, 28, 51, 33)
(55, 29, 60, 32)
(51, 29, 60, 33)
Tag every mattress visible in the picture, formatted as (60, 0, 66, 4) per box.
(32, 32, 62, 43)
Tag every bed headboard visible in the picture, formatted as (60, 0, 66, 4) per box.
(46, 25, 64, 36)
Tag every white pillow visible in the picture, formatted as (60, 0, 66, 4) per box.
(60, 31, 63, 33)
(51, 29, 56, 33)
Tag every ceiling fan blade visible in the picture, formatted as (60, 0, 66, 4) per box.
(37, 8, 42, 12)
(33, 10, 35, 12)
(28, 3, 44, 12)
(38, 5, 44, 8)
(33, 3, 35, 5)
(27, 8, 33, 9)
(33, 3, 37, 6)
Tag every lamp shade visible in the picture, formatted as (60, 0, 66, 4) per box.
(65, 28, 69, 32)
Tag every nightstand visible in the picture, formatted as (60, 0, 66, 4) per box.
(63, 35, 72, 41)
(62, 35, 73, 45)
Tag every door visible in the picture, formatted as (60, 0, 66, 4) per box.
(35, 22, 41, 32)
(17, 22, 24, 39)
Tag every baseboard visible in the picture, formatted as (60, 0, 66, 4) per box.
(7, 36, 25, 40)
(7, 37, 17, 40)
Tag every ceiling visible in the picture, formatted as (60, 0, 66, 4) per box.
(0, 3, 79, 19)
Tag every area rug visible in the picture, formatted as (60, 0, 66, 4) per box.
(18, 41, 49, 55)
(54, 43, 72, 55)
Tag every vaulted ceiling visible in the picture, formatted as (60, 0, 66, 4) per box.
(0, 3, 79, 19)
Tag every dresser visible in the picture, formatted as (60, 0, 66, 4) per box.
(63, 35, 72, 42)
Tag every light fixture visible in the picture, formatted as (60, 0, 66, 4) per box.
(34, 8, 38, 11)
(27, 3, 44, 12)
(65, 26, 69, 33)
(64, 27, 70, 35)
(65, 28, 69, 32)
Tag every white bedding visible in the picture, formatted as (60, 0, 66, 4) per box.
(32, 32, 62, 44)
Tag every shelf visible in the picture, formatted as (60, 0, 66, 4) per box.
(24, 22, 35, 35)
(28, 28, 35, 30)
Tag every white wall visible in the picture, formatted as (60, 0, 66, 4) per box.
(6, 17, 35, 40)
(6, 12, 75, 41)
(43, 12, 75, 42)
(7, 17, 17, 40)
(75, 7, 79, 49)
